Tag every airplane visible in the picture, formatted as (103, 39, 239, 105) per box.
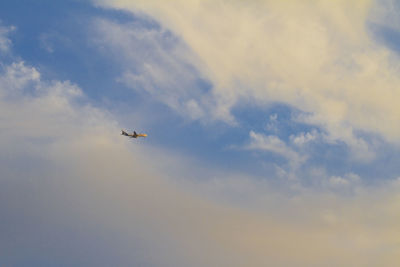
(121, 129, 147, 138)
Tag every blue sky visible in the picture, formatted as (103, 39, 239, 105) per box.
(2, 0, 399, 180)
(1, 0, 400, 266)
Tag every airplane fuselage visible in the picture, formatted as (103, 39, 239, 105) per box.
(121, 130, 147, 138)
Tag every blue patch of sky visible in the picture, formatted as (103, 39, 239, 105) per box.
(367, 1, 400, 55)
(368, 22, 400, 54)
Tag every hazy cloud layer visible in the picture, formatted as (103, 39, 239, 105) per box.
(1, 53, 400, 266)
(2, 3, 400, 266)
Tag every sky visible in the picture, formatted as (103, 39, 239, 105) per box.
(1, 0, 400, 266)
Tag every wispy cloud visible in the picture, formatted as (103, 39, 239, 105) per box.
(92, 18, 218, 121)
(246, 131, 306, 171)
(0, 22, 15, 53)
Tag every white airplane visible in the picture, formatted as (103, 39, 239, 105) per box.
(121, 129, 147, 138)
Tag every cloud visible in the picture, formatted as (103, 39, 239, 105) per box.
(92, 18, 217, 121)
(329, 173, 361, 188)
(0, 23, 15, 53)
(246, 131, 306, 171)
(265, 113, 278, 132)
(93, 0, 400, 152)
(1, 56, 400, 267)
(2, 11, 400, 267)
(290, 129, 319, 146)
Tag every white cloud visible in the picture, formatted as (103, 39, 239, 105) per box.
(93, 18, 218, 122)
(296, 112, 377, 162)
(39, 32, 55, 53)
(330, 175, 351, 186)
(290, 129, 319, 146)
(246, 131, 306, 170)
(328, 173, 361, 192)
(0, 23, 15, 53)
(265, 113, 278, 132)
